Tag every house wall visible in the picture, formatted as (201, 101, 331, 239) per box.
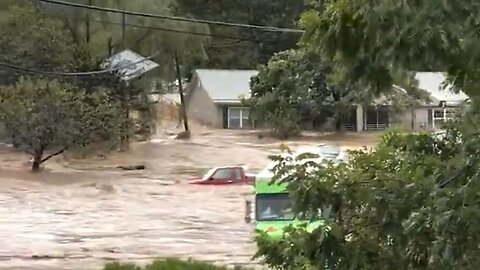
(186, 86, 223, 128)
(389, 108, 430, 131)
(394, 110, 413, 130)
(414, 108, 430, 130)
(389, 107, 435, 131)
(356, 105, 363, 132)
(355, 105, 434, 132)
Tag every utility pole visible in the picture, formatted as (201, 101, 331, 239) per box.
(85, 0, 92, 43)
(119, 2, 129, 151)
(122, 3, 126, 49)
(174, 51, 190, 134)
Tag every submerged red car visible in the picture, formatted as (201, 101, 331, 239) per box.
(188, 166, 255, 185)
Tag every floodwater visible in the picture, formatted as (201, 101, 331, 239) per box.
(0, 129, 376, 270)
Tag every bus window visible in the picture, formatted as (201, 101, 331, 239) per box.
(256, 193, 295, 221)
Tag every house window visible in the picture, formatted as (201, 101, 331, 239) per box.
(432, 107, 458, 129)
(364, 106, 389, 131)
(227, 107, 251, 129)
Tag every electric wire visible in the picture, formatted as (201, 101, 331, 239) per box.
(0, 51, 160, 77)
(41, 12, 270, 43)
(34, 0, 305, 33)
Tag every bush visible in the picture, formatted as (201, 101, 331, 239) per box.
(102, 258, 252, 270)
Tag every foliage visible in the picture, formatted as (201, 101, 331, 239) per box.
(0, 3, 168, 145)
(247, 48, 423, 138)
(0, 77, 121, 171)
(247, 49, 319, 138)
(174, 0, 306, 69)
(103, 258, 252, 270)
(300, 0, 480, 100)
(255, 115, 480, 269)
(0, 4, 83, 85)
(41, 0, 211, 80)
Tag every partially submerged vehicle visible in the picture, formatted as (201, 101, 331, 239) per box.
(246, 144, 347, 239)
(188, 166, 255, 185)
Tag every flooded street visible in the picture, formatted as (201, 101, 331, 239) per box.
(0, 129, 376, 270)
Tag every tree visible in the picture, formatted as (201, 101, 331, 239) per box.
(40, 0, 211, 140)
(0, 4, 82, 85)
(247, 48, 422, 138)
(173, 0, 306, 69)
(299, 0, 480, 103)
(40, 0, 211, 75)
(252, 2, 480, 268)
(0, 78, 121, 171)
(255, 115, 480, 269)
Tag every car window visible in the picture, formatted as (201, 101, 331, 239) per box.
(202, 168, 217, 180)
(210, 168, 230, 179)
(233, 168, 242, 180)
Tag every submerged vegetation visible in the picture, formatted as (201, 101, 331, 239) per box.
(102, 258, 253, 270)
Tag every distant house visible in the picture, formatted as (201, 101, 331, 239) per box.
(185, 69, 258, 129)
(412, 72, 468, 129)
(356, 72, 469, 132)
(185, 70, 468, 131)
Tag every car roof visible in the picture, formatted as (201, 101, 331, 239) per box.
(211, 166, 242, 170)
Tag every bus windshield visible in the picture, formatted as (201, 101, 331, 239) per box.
(255, 193, 295, 221)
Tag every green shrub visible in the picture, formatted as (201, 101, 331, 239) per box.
(103, 262, 141, 270)
(102, 258, 252, 270)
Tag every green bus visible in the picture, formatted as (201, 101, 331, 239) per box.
(246, 145, 345, 240)
(252, 178, 323, 239)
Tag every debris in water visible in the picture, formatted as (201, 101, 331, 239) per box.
(116, 165, 146, 170)
(175, 131, 191, 140)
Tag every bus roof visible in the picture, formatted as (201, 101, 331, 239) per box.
(255, 179, 287, 194)
(255, 144, 347, 194)
(257, 145, 347, 177)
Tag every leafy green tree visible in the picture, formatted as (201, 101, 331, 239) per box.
(40, 0, 210, 77)
(255, 115, 480, 269)
(0, 4, 82, 84)
(0, 78, 121, 171)
(174, 0, 306, 69)
(248, 48, 423, 138)
(299, 0, 480, 102)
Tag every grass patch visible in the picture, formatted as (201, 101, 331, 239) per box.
(103, 258, 253, 270)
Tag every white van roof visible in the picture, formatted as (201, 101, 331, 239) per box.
(257, 145, 348, 178)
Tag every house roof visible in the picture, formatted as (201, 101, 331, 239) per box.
(158, 93, 180, 104)
(195, 69, 258, 103)
(415, 72, 469, 105)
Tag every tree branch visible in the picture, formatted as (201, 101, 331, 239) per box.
(132, 30, 151, 49)
(40, 148, 66, 163)
(25, 150, 34, 156)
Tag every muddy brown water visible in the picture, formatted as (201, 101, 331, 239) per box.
(0, 130, 376, 270)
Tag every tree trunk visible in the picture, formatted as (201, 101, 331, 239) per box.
(119, 82, 130, 152)
(32, 149, 43, 172)
(411, 107, 416, 130)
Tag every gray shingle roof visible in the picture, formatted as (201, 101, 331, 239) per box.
(415, 72, 469, 105)
(195, 69, 258, 102)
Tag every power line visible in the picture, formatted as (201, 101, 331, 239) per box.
(0, 62, 106, 78)
(0, 13, 278, 78)
(0, 51, 161, 77)
(34, 0, 305, 33)
(0, 14, 273, 78)
(41, 12, 267, 43)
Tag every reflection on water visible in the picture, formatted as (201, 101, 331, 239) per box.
(0, 130, 374, 270)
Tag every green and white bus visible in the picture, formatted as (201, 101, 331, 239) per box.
(246, 144, 346, 240)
